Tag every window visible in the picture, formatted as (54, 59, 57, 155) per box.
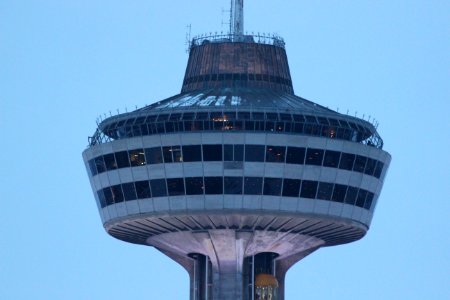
(344, 187, 358, 205)
(317, 182, 333, 200)
(89, 159, 97, 176)
(286, 147, 305, 164)
(204, 177, 223, 194)
(203, 145, 222, 161)
(150, 179, 167, 197)
(103, 153, 117, 171)
(182, 145, 202, 162)
(245, 145, 265, 162)
(332, 184, 347, 202)
(374, 161, 384, 178)
(135, 180, 151, 199)
(224, 177, 243, 194)
(129, 149, 146, 166)
(339, 153, 355, 170)
(97, 189, 106, 207)
(115, 151, 130, 168)
(300, 181, 318, 199)
(224, 145, 233, 161)
(103, 187, 113, 206)
(122, 183, 137, 201)
(356, 189, 368, 207)
(185, 177, 204, 195)
(364, 158, 377, 176)
(323, 151, 340, 168)
(263, 178, 282, 196)
(244, 177, 263, 195)
(167, 178, 185, 196)
(95, 156, 106, 174)
(163, 146, 173, 163)
(354, 155, 367, 173)
(111, 184, 124, 203)
(305, 149, 324, 166)
(364, 192, 374, 210)
(282, 179, 301, 197)
(172, 147, 183, 162)
(266, 146, 286, 163)
(145, 147, 163, 164)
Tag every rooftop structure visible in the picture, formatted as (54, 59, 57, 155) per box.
(82, 2, 391, 299)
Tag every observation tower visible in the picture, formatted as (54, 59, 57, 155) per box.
(83, 1, 391, 299)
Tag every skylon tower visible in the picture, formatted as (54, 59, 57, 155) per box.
(83, 1, 391, 299)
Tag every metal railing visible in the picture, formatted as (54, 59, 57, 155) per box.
(190, 33, 286, 49)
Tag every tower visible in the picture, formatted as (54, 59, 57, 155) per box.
(82, 2, 391, 299)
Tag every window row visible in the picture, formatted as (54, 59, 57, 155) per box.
(89, 145, 384, 179)
(183, 73, 292, 86)
(97, 177, 375, 211)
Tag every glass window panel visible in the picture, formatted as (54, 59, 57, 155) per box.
(244, 177, 263, 195)
(286, 147, 305, 164)
(145, 147, 163, 164)
(150, 179, 167, 197)
(354, 155, 367, 173)
(245, 121, 255, 130)
(165, 122, 175, 132)
(332, 184, 347, 202)
(88, 159, 98, 176)
(163, 146, 173, 163)
(356, 189, 368, 207)
(266, 146, 286, 163)
(317, 182, 333, 200)
(339, 153, 355, 170)
(103, 187, 114, 206)
(300, 181, 318, 199)
(364, 158, 377, 176)
(224, 177, 243, 194)
(245, 145, 265, 162)
(253, 112, 264, 120)
(282, 179, 301, 197)
(111, 184, 124, 203)
(364, 192, 375, 210)
(122, 183, 137, 201)
(265, 121, 275, 132)
(97, 189, 106, 208)
(172, 146, 183, 162)
(182, 145, 202, 162)
(115, 151, 130, 168)
(263, 178, 282, 196)
(135, 180, 151, 199)
(293, 123, 304, 133)
(204, 177, 223, 195)
(224, 145, 233, 161)
(167, 178, 185, 196)
(305, 115, 317, 123)
(305, 149, 324, 166)
(234, 145, 244, 161)
(103, 153, 117, 171)
(323, 150, 340, 168)
(266, 113, 278, 120)
(344, 186, 358, 205)
(203, 145, 223, 161)
(185, 177, 204, 195)
(129, 149, 146, 166)
(374, 161, 384, 178)
(95, 156, 106, 174)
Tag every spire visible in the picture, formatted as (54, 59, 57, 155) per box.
(231, 0, 244, 37)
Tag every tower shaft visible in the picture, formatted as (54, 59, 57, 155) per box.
(231, 0, 244, 37)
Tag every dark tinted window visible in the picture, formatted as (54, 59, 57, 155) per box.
(145, 147, 163, 164)
(224, 177, 243, 194)
(339, 153, 355, 170)
(364, 192, 374, 210)
(374, 161, 384, 178)
(95, 156, 106, 173)
(103, 187, 113, 206)
(263, 178, 282, 196)
(323, 150, 340, 168)
(182, 145, 202, 162)
(115, 151, 130, 168)
(224, 145, 233, 161)
(172, 146, 182, 162)
(150, 179, 167, 197)
(356, 189, 368, 207)
(163, 146, 173, 163)
(305, 149, 324, 166)
(122, 183, 137, 201)
(135, 180, 151, 199)
(245, 145, 265, 162)
(266, 146, 286, 163)
(185, 177, 204, 195)
(344, 187, 358, 205)
(97, 189, 106, 207)
(317, 182, 333, 200)
(364, 158, 377, 176)
(203, 145, 222, 161)
(286, 147, 305, 164)
(111, 184, 124, 203)
(167, 178, 185, 196)
(244, 177, 263, 195)
(332, 184, 347, 202)
(129, 149, 146, 166)
(300, 181, 318, 199)
(103, 153, 117, 171)
(204, 177, 223, 194)
(282, 179, 301, 197)
(354, 155, 367, 173)
(234, 145, 244, 161)
(88, 159, 97, 176)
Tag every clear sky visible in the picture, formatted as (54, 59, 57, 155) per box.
(1, 1, 449, 299)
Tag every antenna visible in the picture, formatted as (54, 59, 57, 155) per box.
(230, 0, 244, 39)
(185, 24, 192, 53)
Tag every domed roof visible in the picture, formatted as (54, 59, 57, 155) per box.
(255, 273, 279, 288)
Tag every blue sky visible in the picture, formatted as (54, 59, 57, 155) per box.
(1, 1, 449, 299)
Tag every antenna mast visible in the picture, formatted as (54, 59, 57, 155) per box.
(230, 0, 244, 38)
